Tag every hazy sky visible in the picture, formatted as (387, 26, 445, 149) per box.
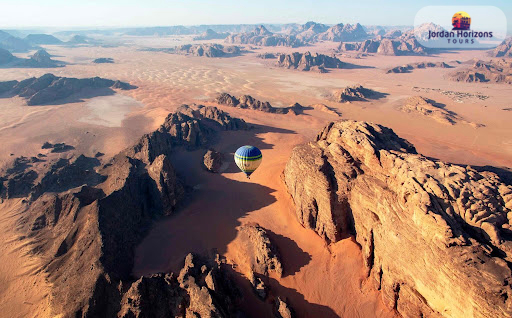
(0, 0, 511, 28)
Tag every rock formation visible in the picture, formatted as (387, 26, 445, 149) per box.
(93, 57, 114, 63)
(0, 73, 136, 105)
(215, 93, 303, 114)
(292, 21, 329, 42)
(284, 120, 512, 317)
(449, 59, 512, 84)
(276, 52, 344, 72)
(225, 25, 304, 48)
(172, 44, 240, 57)
(24, 34, 63, 45)
(193, 28, 229, 40)
(0, 30, 32, 52)
(386, 62, 451, 73)
(315, 23, 367, 42)
(0, 48, 63, 68)
(399, 96, 481, 127)
(337, 31, 428, 56)
(203, 149, 223, 172)
(0, 105, 248, 316)
(330, 85, 382, 103)
(0, 47, 16, 65)
(236, 223, 283, 277)
(490, 37, 512, 57)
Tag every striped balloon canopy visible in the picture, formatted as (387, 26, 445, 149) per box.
(234, 145, 262, 178)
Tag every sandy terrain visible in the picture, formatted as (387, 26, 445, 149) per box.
(0, 35, 511, 317)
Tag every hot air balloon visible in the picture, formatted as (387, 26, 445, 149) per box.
(234, 145, 262, 178)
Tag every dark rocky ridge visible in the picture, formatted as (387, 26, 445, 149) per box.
(0, 73, 136, 105)
(283, 120, 512, 317)
(93, 57, 114, 63)
(2, 105, 249, 317)
(215, 93, 304, 114)
(386, 61, 451, 73)
(276, 52, 344, 72)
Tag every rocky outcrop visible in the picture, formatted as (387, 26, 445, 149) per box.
(1, 105, 248, 317)
(193, 28, 229, 40)
(274, 297, 294, 318)
(0, 48, 62, 68)
(292, 21, 329, 42)
(386, 62, 451, 73)
(236, 223, 283, 277)
(399, 96, 482, 127)
(203, 149, 223, 172)
(276, 52, 344, 72)
(284, 120, 512, 317)
(24, 34, 63, 45)
(171, 44, 240, 57)
(0, 73, 136, 105)
(449, 59, 512, 84)
(0, 30, 32, 52)
(93, 57, 114, 63)
(215, 93, 303, 114)
(119, 253, 242, 317)
(337, 32, 428, 56)
(490, 37, 512, 57)
(225, 25, 304, 48)
(330, 85, 382, 103)
(315, 23, 367, 42)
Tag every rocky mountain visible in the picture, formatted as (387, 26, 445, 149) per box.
(193, 28, 229, 40)
(490, 37, 512, 57)
(283, 120, 512, 317)
(0, 105, 249, 317)
(329, 85, 383, 103)
(386, 61, 451, 73)
(215, 93, 303, 114)
(0, 48, 63, 68)
(172, 44, 241, 57)
(338, 31, 428, 56)
(292, 21, 329, 42)
(0, 30, 32, 52)
(315, 23, 367, 42)
(0, 73, 136, 105)
(225, 25, 304, 48)
(399, 96, 482, 127)
(0, 47, 16, 65)
(448, 59, 512, 84)
(24, 34, 63, 45)
(276, 52, 344, 72)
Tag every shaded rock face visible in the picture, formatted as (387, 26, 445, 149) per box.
(284, 120, 512, 317)
(0, 73, 136, 105)
(490, 37, 512, 57)
(225, 25, 304, 48)
(330, 85, 381, 103)
(316, 23, 367, 42)
(216, 93, 303, 114)
(203, 149, 223, 173)
(386, 62, 450, 73)
(2, 105, 248, 317)
(119, 253, 242, 318)
(193, 28, 229, 40)
(173, 43, 241, 57)
(449, 59, 512, 84)
(276, 52, 344, 72)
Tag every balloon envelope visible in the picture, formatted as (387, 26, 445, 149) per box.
(234, 145, 262, 177)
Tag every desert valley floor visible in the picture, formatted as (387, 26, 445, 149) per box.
(0, 36, 511, 318)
